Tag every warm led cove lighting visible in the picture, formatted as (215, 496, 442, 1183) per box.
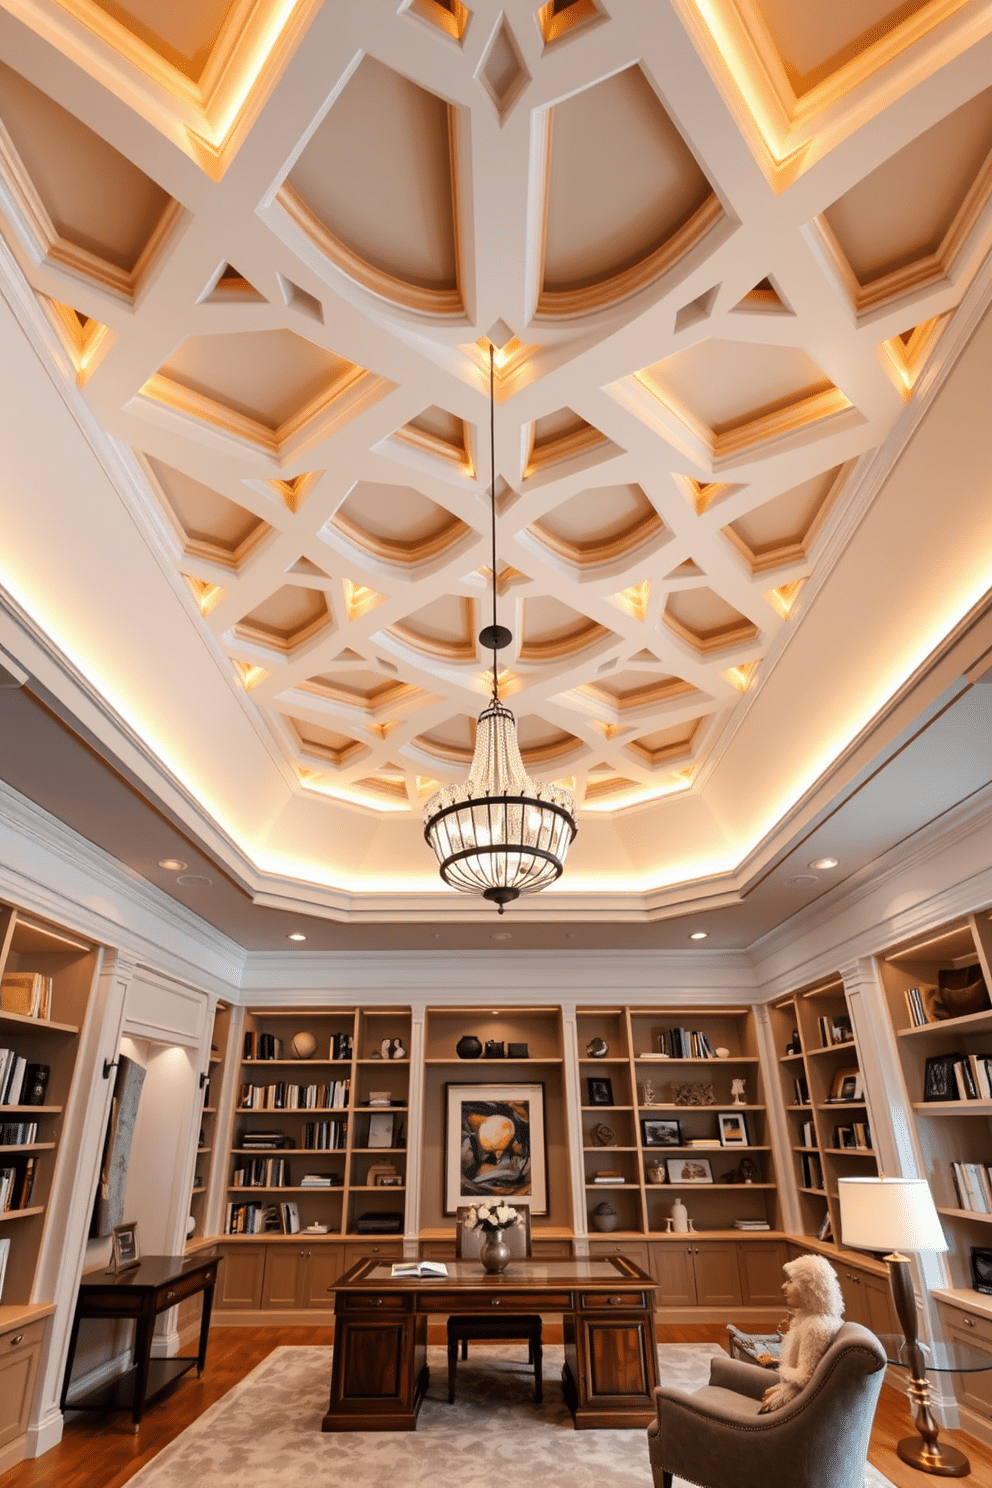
(158, 858, 187, 872)
(689, 931, 708, 940)
(809, 857, 839, 870)
(287, 932, 307, 942)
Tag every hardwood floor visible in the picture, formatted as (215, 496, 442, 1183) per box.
(1, 1324, 990, 1488)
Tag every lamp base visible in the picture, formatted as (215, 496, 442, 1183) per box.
(896, 1436, 970, 1477)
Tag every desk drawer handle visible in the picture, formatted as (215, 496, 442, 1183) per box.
(166, 1291, 176, 1300)
(491, 1299, 501, 1307)
(963, 1317, 975, 1328)
(372, 1297, 383, 1306)
(607, 1295, 623, 1306)
(9, 1335, 23, 1346)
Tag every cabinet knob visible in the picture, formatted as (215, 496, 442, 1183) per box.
(9, 1335, 23, 1346)
(695, 1248, 700, 1255)
(166, 1291, 175, 1300)
(607, 1295, 622, 1306)
(686, 1247, 692, 1255)
(491, 1299, 501, 1307)
(963, 1316, 975, 1328)
(371, 1297, 382, 1306)
(300, 1250, 306, 1258)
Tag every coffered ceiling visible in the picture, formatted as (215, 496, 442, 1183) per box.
(1, 0, 991, 926)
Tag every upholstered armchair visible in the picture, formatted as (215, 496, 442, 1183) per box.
(648, 1322, 886, 1488)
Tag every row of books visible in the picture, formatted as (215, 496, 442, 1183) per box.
(0, 1120, 38, 1145)
(661, 1028, 720, 1058)
(794, 1076, 810, 1105)
(799, 1120, 815, 1147)
(0, 973, 53, 1020)
(299, 1173, 342, 1187)
(904, 986, 936, 1028)
(0, 1156, 37, 1211)
(923, 1052, 992, 1102)
(800, 1152, 823, 1190)
(833, 1122, 872, 1149)
(950, 1162, 992, 1213)
(304, 1120, 347, 1150)
(0, 1053, 49, 1107)
(733, 1219, 770, 1230)
(238, 1079, 350, 1110)
(818, 1014, 853, 1047)
(592, 1169, 624, 1184)
(225, 1199, 301, 1235)
(232, 1157, 287, 1188)
(240, 1130, 294, 1149)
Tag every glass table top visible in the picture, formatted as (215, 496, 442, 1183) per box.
(879, 1334, 992, 1374)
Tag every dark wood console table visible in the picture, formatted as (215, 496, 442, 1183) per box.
(61, 1253, 221, 1429)
(323, 1254, 658, 1431)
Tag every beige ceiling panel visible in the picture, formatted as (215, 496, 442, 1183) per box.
(390, 407, 473, 473)
(389, 594, 476, 660)
(300, 671, 419, 714)
(328, 480, 471, 569)
(663, 587, 759, 653)
(515, 715, 583, 764)
(646, 340, 834, 433)
(540, 63, 720, 315)
(283, 56, 461, 313)
(235, 584, 330, 652)
(158, 330, 354, 427)
(722, 467, 842, 571)
(0, 59, 179, 295)
(291, 717, 366, 767)
(413, 714, 477, 766)
(148, 457, 270, 569)
(754, 0, 934, 95)
(519, 596, 611, 661)
(821, 84, 992, 301)
(91, 0, 236, 81)
(526, 408, 612, 475)
(529, 482, 665, 567)
(581, 672, 697, 712)
(626, 719, 701, 768)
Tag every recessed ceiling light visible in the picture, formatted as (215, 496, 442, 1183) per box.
(287, 932, 307, 942)
(158, 858, 187, 872)
(689, 931, 708, 940)
(809, 857, 839, 870)
(787, 873, 819, 884)
(490, 931, 512, 941)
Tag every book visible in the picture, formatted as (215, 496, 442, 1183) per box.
(391, 1261, 447, 1278)
(733, 1219, 770, 1230)
(0, 972, 51, 1019)
(0, 1236, 8, 1302)
(280, 1201, 301, 1234)
(687, 1138, 721, 1148)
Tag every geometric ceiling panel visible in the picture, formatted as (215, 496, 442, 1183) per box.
(580, 671, 697, 712)
(0, 58, 178, 294)
(87, 1, 235, 80)
(663, 588, 759, 654)
(300, 670, 418, 714)
(391, 407, 473, 474)
(643, 340, 839, 441)
(518, 597, 612, 661)
(282, 56, 460, 314)
(388, 596, 476, 660)
(526, 408, 613, 475)
(515, 714, 582, 764)
(413, 714, 476, 766)
(540, 63, 720, 315)
(626, 718, 701, 767)
(820, 85, 992, 307)
(529, 483, 665, 567)
(148, 458, 270, 569)
(290, 718, 366, 767)
(753, 0, 933, 96)
(722, 467, 842, 572)
(234, 586, 331, 653)
(328, 482, 471, 568)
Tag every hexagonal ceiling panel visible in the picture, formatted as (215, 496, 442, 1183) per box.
(3, 0, 991, 911)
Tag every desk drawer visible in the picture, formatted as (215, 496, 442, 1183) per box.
(419, 1290, 573, 1314)
(581, 1290, 649, 1311)
(340, 1292, 411, 1313)
(937, 1300, 992, 1346)
(155, 1269, 215, 1310)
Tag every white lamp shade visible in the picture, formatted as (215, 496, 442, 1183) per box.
(837, 1176, 947, 1253)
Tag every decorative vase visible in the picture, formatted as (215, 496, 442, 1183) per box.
(480, 1231, 511, 1273)
(592, 1200, 618, 1232)
(456, 1034, 483, 1059)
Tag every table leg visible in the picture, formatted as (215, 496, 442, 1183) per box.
(196, 1279, 215, 1377)
(130, 1313, 153, 1431)
(60, 1309, 83, 1412)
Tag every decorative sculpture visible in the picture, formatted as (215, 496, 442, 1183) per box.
(757, 1255, 845, 1413)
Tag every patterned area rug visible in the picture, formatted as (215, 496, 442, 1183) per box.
(125, 1344, 896, 1488)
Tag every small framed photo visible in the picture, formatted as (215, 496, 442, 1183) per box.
(718, 1112, 749, 1146)
(586, 1077, 614, 1106)
(111, 1220, 140, 1273)
(641, 1117, 682, 1147)
(828, 1067, 861, 1102)
(367, 1112, 395, 1148)
(667, 1156, 713, 1184)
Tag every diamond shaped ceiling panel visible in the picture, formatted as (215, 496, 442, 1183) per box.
(4, 1, 991, 914)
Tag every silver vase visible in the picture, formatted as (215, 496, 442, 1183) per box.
(480, 1231, 511, 1273)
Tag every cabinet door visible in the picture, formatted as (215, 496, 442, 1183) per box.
(692, 1243, 743, 1307)
(862, 1274, 896, 1337)
(304, 1248, 346, 1308)
(648, 1244, 696, 1307)
(738, 1242, 787, 1305)
(343, 1242, 404, 1273)
(0, 1323, 43, 1450)
(836, 1266, 869, 1327)
(943, 1325, 992, 1420)
(263, 1247, 305, 1308)
(215, 1245, 266, 1309)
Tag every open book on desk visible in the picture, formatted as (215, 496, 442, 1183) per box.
(391, 1261, 448, 1278)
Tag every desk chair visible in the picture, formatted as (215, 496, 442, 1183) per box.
(447, 1206, 543, 1404)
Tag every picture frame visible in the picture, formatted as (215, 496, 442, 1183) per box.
(666, 1156, 713, 1184)
(111, 1219, 140, 1273)
(367, 1112, 395, 1148)
(970, 1246, 992, 1295)
(586, 1076, 614, 1106)
(445, 1083, 547, 1214)
(641, 1117, 682, 1147)
(827, 1067, 862, 1102)
(717, 1111, 749, 1146)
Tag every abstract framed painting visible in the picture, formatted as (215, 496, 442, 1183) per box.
(445, 1083, 547, 1214)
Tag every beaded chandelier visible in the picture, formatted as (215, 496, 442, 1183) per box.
(422, 345, 577, 913)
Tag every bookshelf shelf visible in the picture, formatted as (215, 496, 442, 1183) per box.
(0, 1206, 45, 1222)
(0, 1011, 79, 1035)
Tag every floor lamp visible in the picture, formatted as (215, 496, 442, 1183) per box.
(837, 1175, 967, 1477)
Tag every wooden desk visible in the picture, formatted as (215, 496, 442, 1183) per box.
(61, 1253, 221, 1429)
(323, 1254, 658, 1431)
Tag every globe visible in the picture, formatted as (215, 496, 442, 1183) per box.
(291, 1031, 318, 1059)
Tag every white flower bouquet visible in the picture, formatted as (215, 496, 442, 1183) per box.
(463, 1201, 525, 1235)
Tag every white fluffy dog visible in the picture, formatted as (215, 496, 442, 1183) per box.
(758, 1254, 845, 1413)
